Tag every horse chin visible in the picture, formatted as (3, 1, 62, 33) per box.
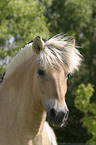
(47, 115, 65, 128)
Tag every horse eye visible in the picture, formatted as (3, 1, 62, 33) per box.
(37, 69, 45, 77)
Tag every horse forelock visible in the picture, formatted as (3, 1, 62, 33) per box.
(37, 34, 82, 73)
(4, 34, 82, 79)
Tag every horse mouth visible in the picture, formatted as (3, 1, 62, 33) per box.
(48, 120, 65, 128)
(47, 116, 67, 128)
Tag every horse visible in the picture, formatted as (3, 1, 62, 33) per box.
(0, 34, 81, 145)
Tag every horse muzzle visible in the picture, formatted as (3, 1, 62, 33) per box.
(44, 99, 69, 127)
(47, 107, 69, 127)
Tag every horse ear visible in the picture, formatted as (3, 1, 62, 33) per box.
(32, 36, 44, 54)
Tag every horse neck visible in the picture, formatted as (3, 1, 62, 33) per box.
(0, 58, 46, 140)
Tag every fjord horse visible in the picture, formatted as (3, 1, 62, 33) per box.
(0, 34, 81, 145)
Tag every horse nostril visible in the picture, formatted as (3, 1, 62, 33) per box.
(50, 108, 57, 118)
(59, 112, 65, 121)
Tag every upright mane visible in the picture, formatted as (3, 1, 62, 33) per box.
(4, 34, 82, 79)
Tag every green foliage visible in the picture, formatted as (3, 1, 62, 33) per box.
(46, 0, 92, 34)
(0, 0, 50, 79)
(75, 84, 96, 144)
(74, 84, 94, 113)
(0, 0, 49, 42)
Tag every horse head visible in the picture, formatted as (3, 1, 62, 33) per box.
(32, 35, 81, 127)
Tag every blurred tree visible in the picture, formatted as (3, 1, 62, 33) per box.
(46, 0, 92, 34)
(75, 84, 96, 145)
(0, 0, 50, 79)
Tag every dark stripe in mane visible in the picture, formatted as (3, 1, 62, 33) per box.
(0, 72, 5, 83)
(27, 40, 33, 44)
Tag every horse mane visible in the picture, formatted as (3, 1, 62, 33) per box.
(4, 34, 82, 79)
